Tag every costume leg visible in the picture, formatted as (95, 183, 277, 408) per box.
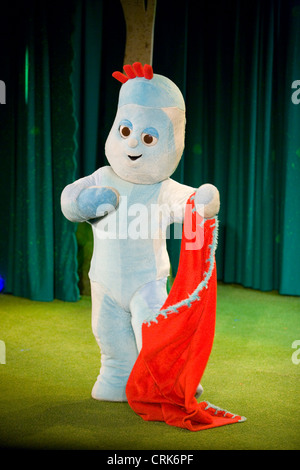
(130, 278, 204, 399)
(91, 281, 139, 402)
(130, 278, 168, 352)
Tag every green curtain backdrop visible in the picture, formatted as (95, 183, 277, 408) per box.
(0, 0, 299, 300)
(154, 0, 300, 295)
(0, 1, 79, 301)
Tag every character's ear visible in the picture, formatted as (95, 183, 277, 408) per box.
(112, 62, 153, 83)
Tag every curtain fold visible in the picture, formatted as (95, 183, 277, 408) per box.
(279, 0, 300, 294)
(154, 0, 300, 295)
(0, 0, 79, 301)
(71, 0, 126, 179)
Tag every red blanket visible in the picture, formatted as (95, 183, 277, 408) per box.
(126, 194, 245, 431)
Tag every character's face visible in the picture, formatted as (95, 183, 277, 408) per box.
(105, 104, 185, 184)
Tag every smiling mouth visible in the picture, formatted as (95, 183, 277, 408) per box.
(128, 154, 142, 161)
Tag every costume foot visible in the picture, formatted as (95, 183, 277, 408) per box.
(195, 383, 204, 399)
(91, 378, 128, 402)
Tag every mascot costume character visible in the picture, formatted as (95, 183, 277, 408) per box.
(61, 62, 246, 431)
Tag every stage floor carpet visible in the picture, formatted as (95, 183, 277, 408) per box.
(0, 283, 299, 450)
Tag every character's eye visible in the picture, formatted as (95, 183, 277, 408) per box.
(119, 125, 132, 139)
(141, 128, 159, 146)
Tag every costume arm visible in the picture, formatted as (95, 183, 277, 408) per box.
(163, 179, 220, 224)
(160, 179, 197, 225)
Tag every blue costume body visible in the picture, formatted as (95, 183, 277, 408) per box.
(61, 64, 220, 401)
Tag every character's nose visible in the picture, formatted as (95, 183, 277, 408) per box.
(127, 137, 138, 148)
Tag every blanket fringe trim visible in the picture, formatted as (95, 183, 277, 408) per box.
(145, 216, 219, 326)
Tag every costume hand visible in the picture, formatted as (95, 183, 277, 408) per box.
(195, 184, 220, 218)
(77, 186, 119, 220)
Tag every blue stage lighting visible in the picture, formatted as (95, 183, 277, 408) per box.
(0, 276, 5, 293)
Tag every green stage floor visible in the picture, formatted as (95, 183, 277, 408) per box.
(0, 283, 299, 450)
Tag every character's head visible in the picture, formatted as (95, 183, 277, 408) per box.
(105, 62, 186, 184)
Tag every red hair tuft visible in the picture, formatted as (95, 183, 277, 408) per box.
(123, 64, 136, 79)
(112, 62, 154, 83)
(143, 64, 153, 80)
(132, 62, 144, 77)
(112, 71, 128, 83)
